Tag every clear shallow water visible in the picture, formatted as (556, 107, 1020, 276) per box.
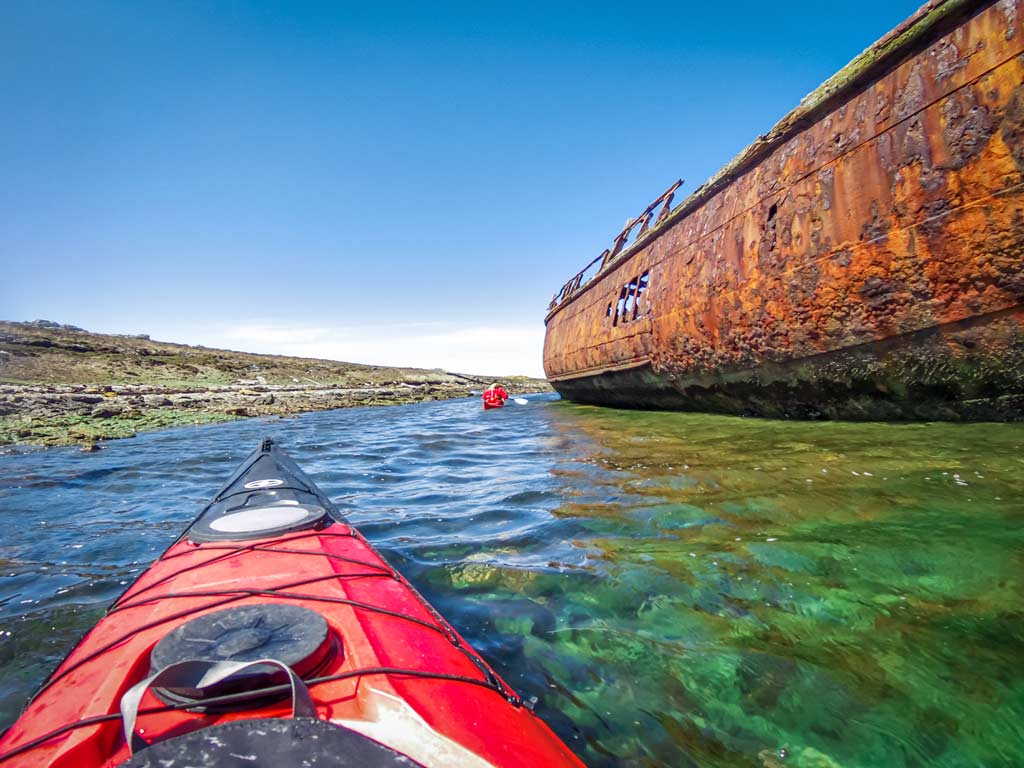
(1, 395, 1022, 767)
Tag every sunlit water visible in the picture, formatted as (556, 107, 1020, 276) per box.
(1, 395, 1022, 767)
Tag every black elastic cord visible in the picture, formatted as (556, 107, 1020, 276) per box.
(36, 570, 428, 701)
(118, 588, 451, 635)
(111, 530, 372, 609)
(0, 666, 514, 764)
(26, 523, 519, 739)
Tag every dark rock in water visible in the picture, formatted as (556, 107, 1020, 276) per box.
(72, 395, 104, 404)
(90, 404, 123, 419)
(488, 598, 558, 637)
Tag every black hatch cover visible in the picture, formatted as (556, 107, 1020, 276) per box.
(148, 604, 333, 711)
(118, 717, 425, 767)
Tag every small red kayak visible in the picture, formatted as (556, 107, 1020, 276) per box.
(0, 439, 584, 768)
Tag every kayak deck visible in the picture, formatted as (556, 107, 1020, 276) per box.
(0, 440, 583, 768)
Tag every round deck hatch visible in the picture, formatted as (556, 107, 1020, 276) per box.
(209, 506, 311, 532)
(188, 503, 327, 542)
(149, 604, 333, 711)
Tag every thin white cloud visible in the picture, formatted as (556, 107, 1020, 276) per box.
(204, 321, 546, 378)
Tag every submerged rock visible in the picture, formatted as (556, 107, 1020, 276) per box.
(90, 404, 123, 419)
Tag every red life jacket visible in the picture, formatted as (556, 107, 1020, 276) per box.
(482, 386, 508, 409)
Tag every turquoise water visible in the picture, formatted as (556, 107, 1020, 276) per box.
(1, 396, 1022, 766)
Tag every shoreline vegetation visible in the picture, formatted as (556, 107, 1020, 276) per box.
(0, 320, 551, 449)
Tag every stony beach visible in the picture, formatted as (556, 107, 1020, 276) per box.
(0, 321, 549, 448)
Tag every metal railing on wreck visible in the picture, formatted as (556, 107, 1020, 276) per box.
(548, 179, 683, 313)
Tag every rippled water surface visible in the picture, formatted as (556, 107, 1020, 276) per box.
(1, 395, 1022, 767)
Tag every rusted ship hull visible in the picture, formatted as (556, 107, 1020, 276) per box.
(543, 0, 1024, 420)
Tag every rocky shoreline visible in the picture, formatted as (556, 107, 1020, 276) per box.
(0, 381, 528, 449)
(0, 321, 549, 448)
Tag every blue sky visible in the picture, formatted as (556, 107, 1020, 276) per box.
(1, 1, 923, 377)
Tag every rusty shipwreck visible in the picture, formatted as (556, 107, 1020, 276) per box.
(543, 0, 1024, 420)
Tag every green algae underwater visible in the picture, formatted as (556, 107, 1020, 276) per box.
(424, 403, 1024, 767)
(0, 397, 1021, 767)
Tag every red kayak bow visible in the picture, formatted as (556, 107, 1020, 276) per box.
(0, 439, 584, 768)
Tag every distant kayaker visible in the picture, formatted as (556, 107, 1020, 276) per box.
(482, 382, 509, 409)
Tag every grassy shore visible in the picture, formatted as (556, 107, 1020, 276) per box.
(0, 321, 550, 448)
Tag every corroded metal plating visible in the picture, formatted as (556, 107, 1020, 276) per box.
(543, 0, 1024, 420)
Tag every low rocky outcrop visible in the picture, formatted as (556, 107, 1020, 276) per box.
(0, 321, 550, 447)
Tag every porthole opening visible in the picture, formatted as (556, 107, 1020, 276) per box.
(607, 270, 651, 325)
